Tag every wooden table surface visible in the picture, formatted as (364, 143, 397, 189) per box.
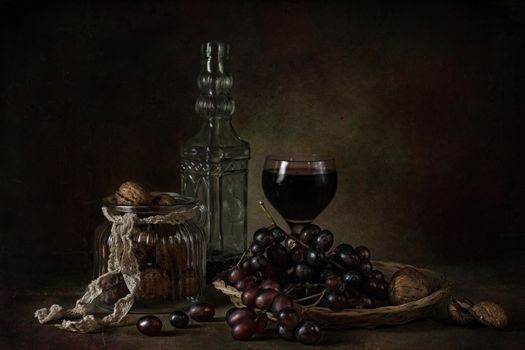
(2, 256, 524, 349)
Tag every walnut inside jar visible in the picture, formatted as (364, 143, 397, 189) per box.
(115, 181, 152, 205)
(135, 267, 171, 301)
(153, 193, 177, 206)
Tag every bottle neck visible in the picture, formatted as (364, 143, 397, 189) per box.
(195, 42, 234, 119)
(204, 56, 225, 75)
(182, 42, 249, 159)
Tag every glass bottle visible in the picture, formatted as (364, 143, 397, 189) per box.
(181, 41, 250, 280)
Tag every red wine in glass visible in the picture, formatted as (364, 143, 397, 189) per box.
(262, 155, 337, 232)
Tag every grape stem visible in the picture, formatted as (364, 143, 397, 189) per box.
(294, 292, 324, 303)
(283, 285, 296, 295)
(258, 201, 278, 226)
(327, 257, 345, 271)
(294, 288, 327, 306)
(311, 289, 327, 307)
(235, 243, 251, 266)
(258, 201, 309, 249)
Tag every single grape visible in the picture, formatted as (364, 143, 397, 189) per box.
(313, 230, 334, 252)
(189, 302, 215, 322)
(277, 324, 296, 341)
(225, 307, 238, 322)
(369, 270, 384, 281)
(354, 246, 371, 261)
(137, 315, 162, 336)
(348, 295, 375, 309)
(235, 276, 258, 291)
(267, 244, 290, 267)
(241, 258, 253, 273)
(231, 319, 257, 341)
(255, 289, 280, 310)
(227, 307, 257, 327)
(295, 320, 322, 345)
(250, 243, 266, 255)
(271, 226, 286, 243)
(335, 243, 354, 253)
(336, 250, 360, 270)
(363, 278, 379, 296)
(241, 288, 259, 308)
(169, 310, 189, 328)
(249, 254, 268, 271)
(342, 270, 362, 289)
(324, 275, 342, 290)
(300, 224, 321, 245)
(227, 266, 247, 285)
(253, 228, 274, 247)
(319, 268, 336, 282)
(271, 294, 294, 315)
(305, 248, 327, 268)
(277, 307, 301, 330)
(256, 313, 269, 332)
(359, 261, 373, 274)
(289, 247, 305, 265)
(372, 279, 389, 300)
(294, 263, 314, 283)
(324, 290, 347, 312)
(259, 279, 282, 292)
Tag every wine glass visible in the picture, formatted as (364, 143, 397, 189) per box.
(262, 154, 337, 233)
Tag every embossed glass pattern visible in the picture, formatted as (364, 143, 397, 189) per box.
(181, 41, 250, 276)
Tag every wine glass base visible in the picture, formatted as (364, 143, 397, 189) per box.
(286, 221, 312, 233)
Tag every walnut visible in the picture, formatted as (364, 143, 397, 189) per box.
(156, 240, 175, 272)
(153, 193, 177, 206)
(471, 301, 508, 330)
(388, 267, 433, 305)
(136, 268, 171, 301)
(131, 240, 149, 270)
(115, 181, 152, 205)
(448, 296, 477, 326)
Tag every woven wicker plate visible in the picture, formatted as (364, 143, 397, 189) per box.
(213, 260, 450, 329)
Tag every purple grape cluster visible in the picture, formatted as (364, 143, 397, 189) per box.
(222, 223, 389, 343)
(225, 279, 322, 345)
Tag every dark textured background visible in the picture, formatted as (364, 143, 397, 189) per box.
(1, 0, 524, 284)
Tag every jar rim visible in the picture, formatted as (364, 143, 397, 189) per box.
(102, 192, 199, 215)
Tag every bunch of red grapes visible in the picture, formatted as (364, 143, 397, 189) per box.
(223, 223, 389, 344)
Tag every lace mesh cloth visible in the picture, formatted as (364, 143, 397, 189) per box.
(34, 205, 199, 333)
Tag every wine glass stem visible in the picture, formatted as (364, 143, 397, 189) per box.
(287, 222, 310, 234)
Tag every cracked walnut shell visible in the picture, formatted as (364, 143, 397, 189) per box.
(448, 296, 477, 326)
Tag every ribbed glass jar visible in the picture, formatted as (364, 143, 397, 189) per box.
(93, 193, 206, 313)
